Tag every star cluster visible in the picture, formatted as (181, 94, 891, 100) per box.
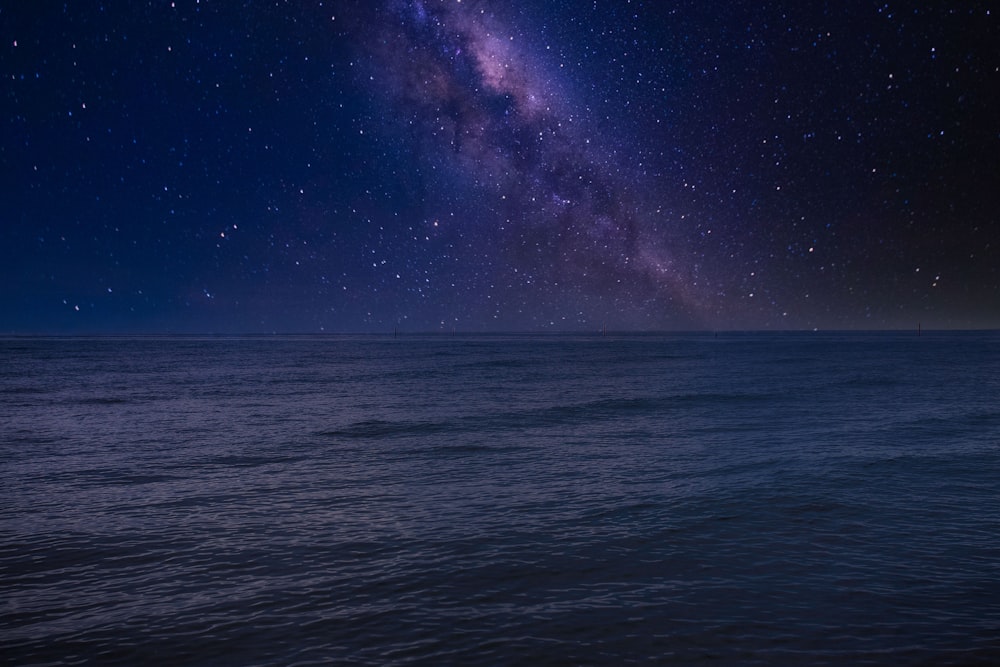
(2, 1, 998, 332)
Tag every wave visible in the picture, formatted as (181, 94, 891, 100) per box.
(456, 357, 537, 370)
(76, 396, 132, 405)
(200, 454, 306, 468)
(0, 385, 51, 395)
(836, 374, 901, 388)
(317, 392, 777, 441)
(39, 468, 185, 488)
(317, 419, 453, 439)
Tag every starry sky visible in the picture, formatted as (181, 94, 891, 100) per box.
(3, 1, 998, 333)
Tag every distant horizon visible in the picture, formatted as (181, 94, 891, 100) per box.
(4, 326, 998, 338)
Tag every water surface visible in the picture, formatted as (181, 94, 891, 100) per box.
(3, 332, 999, 664)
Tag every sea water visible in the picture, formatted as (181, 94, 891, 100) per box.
(2, 332, 999, 665)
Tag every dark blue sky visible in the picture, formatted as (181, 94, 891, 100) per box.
(3, 1, 998, 333)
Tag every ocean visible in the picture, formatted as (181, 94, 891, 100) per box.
(2, 331, 999, 665)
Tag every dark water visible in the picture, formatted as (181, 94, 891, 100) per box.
(2, 332, 1000, 665)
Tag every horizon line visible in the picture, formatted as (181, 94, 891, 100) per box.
(2, 327, 997, 338)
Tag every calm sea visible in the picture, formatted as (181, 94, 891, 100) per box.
(2, 332, 999, 665)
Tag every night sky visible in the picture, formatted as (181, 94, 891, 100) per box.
(3, 1, 998, 333)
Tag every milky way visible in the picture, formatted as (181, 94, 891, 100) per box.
(357, 0, 706, 328)
(2, 1, 998, 332)
(338, 0, 999, 331)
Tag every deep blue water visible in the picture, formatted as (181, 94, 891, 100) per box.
(2, 332, 1000, 665)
